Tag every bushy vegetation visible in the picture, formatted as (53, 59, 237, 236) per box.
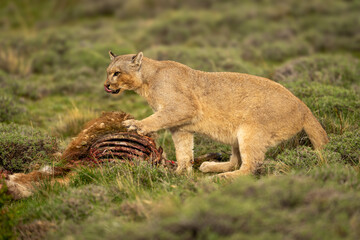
(0, 0, 359, 239)
(0, 95, 24, 123)
(274, 54, 360, 89)
(0, 123, 58, 173)
(47, 174, 360, 240)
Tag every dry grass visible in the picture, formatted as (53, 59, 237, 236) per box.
(0, 48, 31, 76)
(51, 106, 99, 138)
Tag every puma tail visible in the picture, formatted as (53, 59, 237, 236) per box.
(303, 111, 329, 149)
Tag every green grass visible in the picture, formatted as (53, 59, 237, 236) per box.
(0, 0, 360, 239)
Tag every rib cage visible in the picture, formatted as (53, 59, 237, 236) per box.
(89, 132, 163, 165)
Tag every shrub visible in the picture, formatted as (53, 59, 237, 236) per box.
(146, 46, 263, 75)
(31, 50, 61, 74)
(274, 54, 360, 89)
(299, 164, 360, 191)
(302, 12, 360, 52)
(136, 11, 219, 49)
(55, 185, 109, 222)
(0, 123, 58, 173)
(325, 130, 360, 165)
(64, 48, 109, 70)
(51, 67, 98, 95)
(8, 75, 52, 100)
(0, 95, 24, 123)
(243, 39, 313, 62)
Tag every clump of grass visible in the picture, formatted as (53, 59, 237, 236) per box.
(0, 123, 58, 173)
(52, 107, 99, 138)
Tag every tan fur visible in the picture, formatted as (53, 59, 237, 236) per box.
(105, 52, 329, 178)
(5, 167, 71, 200)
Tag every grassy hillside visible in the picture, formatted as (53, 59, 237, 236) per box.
(1, 0, 359, 239)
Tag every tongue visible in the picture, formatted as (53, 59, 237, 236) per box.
(104, 85, 113, 93)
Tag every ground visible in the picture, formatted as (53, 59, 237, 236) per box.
(0, 0, 360, 239)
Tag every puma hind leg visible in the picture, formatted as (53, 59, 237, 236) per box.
(217, 128, 268, 178)
(199, 143, 241, 173)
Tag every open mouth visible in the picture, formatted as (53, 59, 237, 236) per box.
(104, 85, 120, 94)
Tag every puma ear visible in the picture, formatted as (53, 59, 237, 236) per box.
(109, 51, 116, 61)
(131, 52, 143, 66)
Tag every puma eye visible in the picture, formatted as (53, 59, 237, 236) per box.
(113, 71, 121, 77)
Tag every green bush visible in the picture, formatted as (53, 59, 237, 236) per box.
(0, 123, 58, 173)
(299, 164, 360, 191)
(135, 10, 221, 49)
(243, 39, 313, 62)
(64, 48, 109, 70)
(146, 46, 263, 75)
(302, 12, 360, 52)
(31, 50, 61, 74)
(0, 95, 24, 123)
(8, 75, 53, 100)
(40, 185, 109, 223)
(274, 54, 360, 89)
(325, 130, 360, 165)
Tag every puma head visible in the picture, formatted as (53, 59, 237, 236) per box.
(104, 51, 143, 94)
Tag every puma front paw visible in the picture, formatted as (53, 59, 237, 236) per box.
(122, 119, 148, 135)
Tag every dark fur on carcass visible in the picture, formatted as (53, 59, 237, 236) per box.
(61, 111, 134, 162)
